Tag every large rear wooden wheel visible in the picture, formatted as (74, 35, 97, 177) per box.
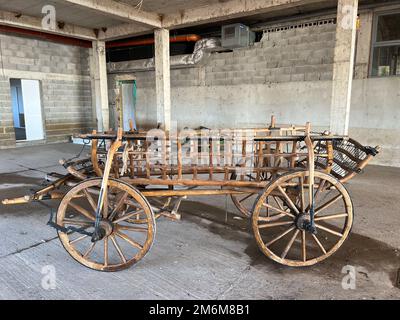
(56, 178, 155, 272)
(252, 170, 353, 267)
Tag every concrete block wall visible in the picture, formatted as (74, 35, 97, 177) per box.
(114, 13, 399, 167)
(132, 23, 336, 90)
(41, 79, 93, 143)
(0, 35, 90, 76)
(132, 22, 337, 130)
(0, 78, 15, 148)
(0, 34, 93, 148)
(205, 24, 335, 86)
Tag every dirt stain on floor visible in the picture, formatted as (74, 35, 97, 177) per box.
(0, 173, 57, 217)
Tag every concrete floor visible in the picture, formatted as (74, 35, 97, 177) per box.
(0, 143, 399, 300)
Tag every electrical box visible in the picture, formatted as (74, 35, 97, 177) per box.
(221, 23, 255, 49)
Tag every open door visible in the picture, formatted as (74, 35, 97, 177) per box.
(10, 79, 26, 140)
(21, 80, 44, 141)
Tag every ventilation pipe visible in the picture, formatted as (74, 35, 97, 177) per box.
(108, 38, 222, 73)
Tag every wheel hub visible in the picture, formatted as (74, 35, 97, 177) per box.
(295, 213, 317, 234)
(99, 219, 113, 237)
(92, 219, 113, 242)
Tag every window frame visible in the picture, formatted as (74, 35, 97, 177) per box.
(370, 9, 400, 77)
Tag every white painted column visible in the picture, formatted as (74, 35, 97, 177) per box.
(91, 40, 109, 131)
(154, 28, 171, 132)
(329, 0, 359, 135)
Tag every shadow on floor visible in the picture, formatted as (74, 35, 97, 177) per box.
(181, 200, 400, 288)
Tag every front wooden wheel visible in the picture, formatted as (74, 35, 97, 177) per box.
(56, 178, 155, 272)
(252, 170, 353, 267)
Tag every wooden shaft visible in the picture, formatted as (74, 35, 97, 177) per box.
(142, 188, 259, 197)
(304, 122, 315, 212)
(177, 139, 183, 179)
(121, 177, 268, 188)
(97, 128, 123, 217)
(209, 138, 213, 180)
(91, 130, 102, 176)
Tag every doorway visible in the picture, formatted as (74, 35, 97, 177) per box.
(10, 79, 44, 141)
(121, 81, 137, 131)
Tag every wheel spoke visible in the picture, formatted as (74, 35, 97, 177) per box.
(265, 226, 295, 247)
(277, 186, 300, 214)
(83, 189, 97, 212)
(273, 196, 284, 211)
(262, 203, 295, 218)
(305, 179, 327, 212)
(281, 229, 299, 259)
(116, 231, 143, 250)
(69, 202, 95, 221)
(312, 234, 327, 254)
(315, 223, 343, 237)
(117, 225, 148, 233)
(108, 191, 129, 221)
(113, 209, 145, 223)
(314, 179, 327, 201)
(258, 221, 294, 228)
(63, 218, 94, 227)
(110, 235, 127, 263)
(83, 242, 96, 258)
(301, 231, 306, 262)
(104, 237, 109, 267)
(239, 193, 254, 203)
(124, 199, 142, 209)
(70, 234, 88, 245)
(314, 194, 343, 216)
(299, 177, 305, 212)
(314, 213, 348, 221)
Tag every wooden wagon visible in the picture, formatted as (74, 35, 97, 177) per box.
(2, 118, 379, 271)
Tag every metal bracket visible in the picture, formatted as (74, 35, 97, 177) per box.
(364, 146, 379, 156)
(47, 209, 93, 237)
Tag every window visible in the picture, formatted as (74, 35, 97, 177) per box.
(371, 11, 400, 77)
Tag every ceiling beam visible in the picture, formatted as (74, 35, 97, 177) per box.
(60, 0, 162, 28)
(162, 0, 327, 28)
(0, 10, 96, 40)
(98, 23, 152, 41)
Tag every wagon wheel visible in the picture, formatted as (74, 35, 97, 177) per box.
(228, 173, 258, 218)
(57, 178, 155, 272)
(229, 169, 273, 218)
(252, 170, 353, 267)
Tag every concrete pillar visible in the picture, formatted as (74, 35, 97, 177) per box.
(91, 40, 109, 131)
(329, 0, 359, 135)
(355, 11, 373, 79)
(154, 28, 171, 132)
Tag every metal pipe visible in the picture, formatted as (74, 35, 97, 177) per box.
(106, 34, 202, 48)
(0, 25, 92, 48)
